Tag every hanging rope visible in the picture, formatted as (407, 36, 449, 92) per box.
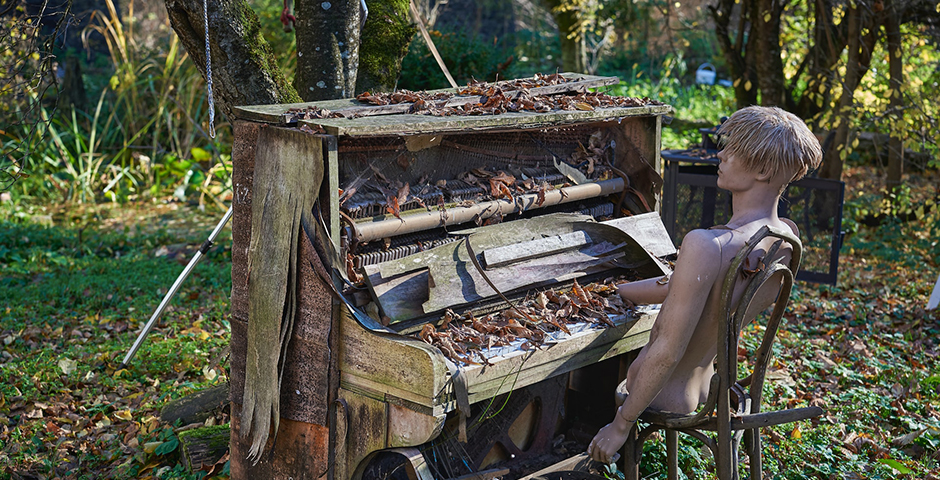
(203, 0, 216, 138)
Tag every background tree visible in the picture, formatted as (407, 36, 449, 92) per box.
(541, 0, 587, 72)
(708, 0, 940, 181)
(1, 0, 70, 190)
(163, 0, 416, 117)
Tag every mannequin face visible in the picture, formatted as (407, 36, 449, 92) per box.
(716, 149, 759, 192)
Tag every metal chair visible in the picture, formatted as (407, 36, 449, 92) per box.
(617, 225, 824, 480)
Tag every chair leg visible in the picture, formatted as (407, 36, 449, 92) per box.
(717, 430, 746, 480)
(666, 429, 679, 480)
(716, 431, 732, 480)
(747, 428, 762, 480)
(623, 424, 640, 480)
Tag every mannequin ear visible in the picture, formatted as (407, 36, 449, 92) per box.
(756, 169, 774, 183)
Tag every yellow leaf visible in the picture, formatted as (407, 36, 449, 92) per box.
(190, 147, 212, 162)
(96, 415, 112, 428)
(58, 358, 78, 375)
(114, 410, 134, 422)
(574, 102, 595, 111)
(733, 78, 741, 88)
(852, 138, 859, 148)
(143, 441, 162, 454)
(791, 425, 802, 440)
(141, 416, 160, 434)
(763, 12, 771, 22)
(744, 80, 752, 91)
(113, 368, 128, 379)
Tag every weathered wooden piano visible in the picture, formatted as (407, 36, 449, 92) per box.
(227, 74, 674, 480)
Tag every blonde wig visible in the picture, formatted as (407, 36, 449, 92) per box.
(717, 106, 823, 184)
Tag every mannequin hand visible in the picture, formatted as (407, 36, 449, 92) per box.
(587, 419, 633, 464)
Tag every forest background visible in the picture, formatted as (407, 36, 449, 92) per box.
(1, 0, 940, 478)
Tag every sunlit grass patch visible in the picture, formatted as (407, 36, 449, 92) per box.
(0, 206, 231, 478)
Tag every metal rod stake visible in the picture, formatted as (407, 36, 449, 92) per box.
(121, 207, 233, 367)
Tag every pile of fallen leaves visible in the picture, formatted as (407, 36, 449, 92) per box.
(355, 72, 580, 109)
(285, 74, 661, 122)
(356, 86, 660, 117)
(356, 165, 612, 225)
(349, 128, 619, 220)
(417, 279, 636, 365)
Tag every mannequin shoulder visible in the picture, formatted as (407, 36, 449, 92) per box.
(678, 229, 724, 265)
(780, 218, 800, 237)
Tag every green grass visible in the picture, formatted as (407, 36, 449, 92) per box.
(0, 203, 232, 479)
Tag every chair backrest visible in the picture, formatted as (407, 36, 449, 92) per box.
(715, 225, 802, 414)
(654, 225, 802, 431)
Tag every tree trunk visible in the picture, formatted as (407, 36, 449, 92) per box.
(819, 2, 884, 180)
(753, 0, 786, 106)
(819, 4, 860, 181)
(709, 0, 758, 108)
(295, 0, 362, 100)
(60, 56, 87, 113)
(542, 0, 586, 73)
(791, 0, 842, 119)
(355, 0, 416, 95)
(164, 0, 300, 120)
(886, 0, 904, 193)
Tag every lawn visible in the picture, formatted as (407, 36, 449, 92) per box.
(0, 170, 938, 479)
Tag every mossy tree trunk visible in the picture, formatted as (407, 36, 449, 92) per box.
(164, 0, 301, 119)
(542, 0, 586, 73)
(164, 0, 417, 110)
(355, 0, 417, 94)
(295, 0, 362, 100)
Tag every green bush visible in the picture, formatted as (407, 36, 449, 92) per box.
(399, 28, 516, 91)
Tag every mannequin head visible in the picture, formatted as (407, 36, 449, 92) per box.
(717, 106, 822, 188)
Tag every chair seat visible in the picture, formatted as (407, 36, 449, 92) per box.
(642, 407, 823, 431)
(615, 377, 823, 432)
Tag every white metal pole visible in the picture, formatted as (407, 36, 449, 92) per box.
(121, 207, 233, 366)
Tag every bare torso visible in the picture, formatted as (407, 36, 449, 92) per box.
(623, 218, 797, 414)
